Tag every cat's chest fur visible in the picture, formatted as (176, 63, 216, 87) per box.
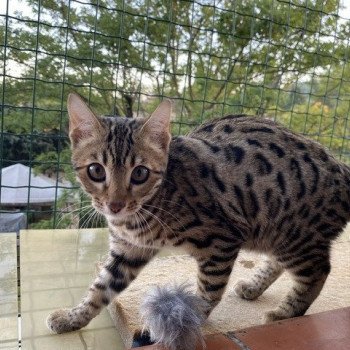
(107, 115, 350, 255)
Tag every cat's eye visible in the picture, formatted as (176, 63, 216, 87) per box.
(131, 166, 149, 185)
(87, 163, 106, 182)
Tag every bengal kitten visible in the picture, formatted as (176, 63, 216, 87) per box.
(47, 93, 350, 334)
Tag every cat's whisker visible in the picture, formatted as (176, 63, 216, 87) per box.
(55, 204, 95, 229)
(132, 213, 152, 258)
(138, 210, 153, 234)
(55, 207, 87, 228)
(143, 204, 185, 232)
(140, 207, 173, 238)
(77, 210, 93, 229)
(94, 211, 104, 228)
(141, 206, 180, 242)
(86, 208, 100, 228)
(157, 199, 188, 211)
(79, 207, 97, 229)
(135, 212, 147, 234)
(92, 211, 102, 228)
(136, 211, 155, 248)
(57, 201, 91, 210)
(56, 202, 84, 214)
(139, 207, 168, 233)
(69, 205, 94, 216)
(132, 212, 142, 233)
(86, 210, 98, 229)
(134, 212, 150, 249)
(54, 202, 92, 223)
(84, 211, 98, 229)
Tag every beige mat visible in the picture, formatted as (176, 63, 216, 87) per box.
(108, 237, 350, 348)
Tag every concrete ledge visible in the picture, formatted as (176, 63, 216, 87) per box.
(108, 236, 350, 348)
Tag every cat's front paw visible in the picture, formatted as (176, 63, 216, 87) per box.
(263, 309, 288, 323)
(46, 308, 81, 333)
(233, 280, 261, 300)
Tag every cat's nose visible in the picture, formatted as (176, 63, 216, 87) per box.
(108, 201, 126, 214)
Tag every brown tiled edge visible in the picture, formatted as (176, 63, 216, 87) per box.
(129, 333, 246, 350)
(200, 334, 248, 350)
(226, 332, 252, 350)
(129, 307, 350, 350)
(230, 307, 350, 350)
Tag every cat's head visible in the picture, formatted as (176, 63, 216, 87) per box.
(67, 93, 172, 224)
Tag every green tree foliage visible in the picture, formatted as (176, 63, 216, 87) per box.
(1, 130, 66, 167)
(1, 0, 350, 227)
(2, 0, 348, 122)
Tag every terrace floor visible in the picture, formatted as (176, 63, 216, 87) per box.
(0, 229, 124, 349)
(0, 228, 349, 349)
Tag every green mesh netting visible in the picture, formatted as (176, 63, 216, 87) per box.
(1, 0, 350, 229)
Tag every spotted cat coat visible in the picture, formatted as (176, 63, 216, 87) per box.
(47, 94, 350, 335)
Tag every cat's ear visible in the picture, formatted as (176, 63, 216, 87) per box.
(67, 93, 102, 146)
(142, 100, 172, 151)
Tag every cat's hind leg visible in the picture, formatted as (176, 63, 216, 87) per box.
(264, 247, 331, 323)
(234, 259, 283, 300)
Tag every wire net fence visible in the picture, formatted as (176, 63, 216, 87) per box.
(1, 0, 350, 229)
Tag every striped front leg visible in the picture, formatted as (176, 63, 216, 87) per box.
(196, 251, 238, 316)
(47, 239, 158, 333)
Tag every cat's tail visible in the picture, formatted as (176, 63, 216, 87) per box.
(140, 284, 208, 350)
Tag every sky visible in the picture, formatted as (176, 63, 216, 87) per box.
(1, 0, 350, 19)
(1, 0, 349, 78)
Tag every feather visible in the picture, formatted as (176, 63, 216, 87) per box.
(140, 284, 208, 350)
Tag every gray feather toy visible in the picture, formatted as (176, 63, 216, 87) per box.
(140, 284, 208, 350)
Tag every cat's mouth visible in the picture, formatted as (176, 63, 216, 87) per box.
(103, 207, 129, 220)
(105, 204, 141, 223)
(92, 199, 142, 223)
